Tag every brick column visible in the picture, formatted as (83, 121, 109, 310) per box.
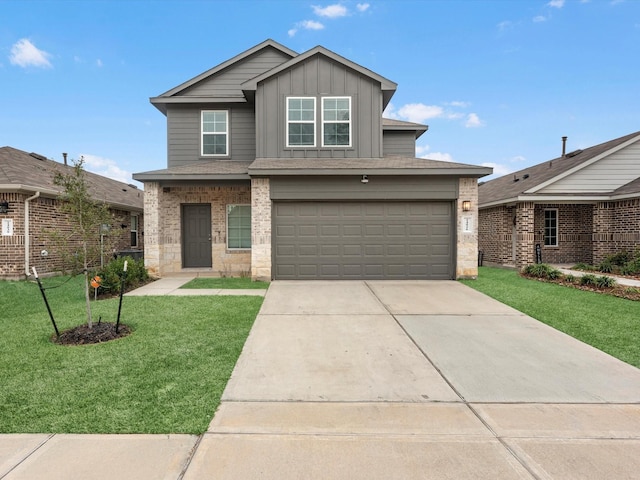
(592, 201, 613, 265)
(456, 178, 479, 279)
(143, 182, 161, 277)
(251, 178, 271, 281)
(515, 202, 535, 268)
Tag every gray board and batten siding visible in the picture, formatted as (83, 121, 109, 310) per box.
(271, 176, 457, 280)
(255, 54, 384, 159)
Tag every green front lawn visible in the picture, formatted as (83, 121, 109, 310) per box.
(0, 276, 262, 434)
(180, 277, 270, 289)
(461, 267, 640, 368)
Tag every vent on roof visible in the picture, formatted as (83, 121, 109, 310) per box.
(523, 173, 529, 179)
(127, 184, 138, 189)
(29, 152, 48, 161)
(565, 149, 583, 158)
(513, 175, 519, 182)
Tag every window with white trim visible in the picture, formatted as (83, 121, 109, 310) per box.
(202, 110, 228, 156)
(131, 215, 139, 248)
(322, 97, 351, 147)
(544, 209, 558, 247)
(227, 205, 251, 249)
(286, 97, 316, 147)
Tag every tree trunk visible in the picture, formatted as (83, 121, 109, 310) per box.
(83, 242, 93, 329)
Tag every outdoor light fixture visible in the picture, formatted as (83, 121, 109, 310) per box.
(462, 200, 471, 212)
(0, 200, 8, 214)
(361, 175, 369, 184)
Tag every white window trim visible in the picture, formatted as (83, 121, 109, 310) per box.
(226, 204, 251, 250)
(321, 96, 352, 148)
(131, 214, 138, 248)
(201, 110, 229, 157)
(544, 208, 559, 247)
(286, 97, 316, 148)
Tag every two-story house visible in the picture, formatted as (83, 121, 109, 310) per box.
(133, 39, 490, 281)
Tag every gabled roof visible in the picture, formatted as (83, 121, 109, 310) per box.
(479, 130, 640, 207)
(133, 160, 251, 181)
(0, 147, 143, 211)
(241, 45, 398, 109)
(150, 39, 297, 113)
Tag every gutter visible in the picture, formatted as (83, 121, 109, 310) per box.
(24, 191, 40, 277)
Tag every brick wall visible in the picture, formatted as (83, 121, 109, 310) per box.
(0, 193, 143, 279)
(146, 183, 252, 276)
(478, 205, 515, 266)
(533, 204, 593, 265)
(593, 199, 640, 264)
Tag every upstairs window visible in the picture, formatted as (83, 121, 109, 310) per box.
(544, 209, 558, 247)
(227, 205, 251, 249)
(202, 110, 228, 156)
(322, 97, 351, 147)
(287, 97, 316, 147)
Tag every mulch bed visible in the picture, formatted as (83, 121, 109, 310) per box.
(521, 274, 640, 301)
(55, 322, 132, 345)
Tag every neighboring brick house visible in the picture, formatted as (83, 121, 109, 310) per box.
(133, 39, 491, 280)
(0, 147, 144, 279)
(478, 131, 640, 269)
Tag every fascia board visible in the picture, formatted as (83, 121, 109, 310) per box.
(247, 167, 490, 177)
(132, 173, 250, 182)
(524, 134, 640, 194)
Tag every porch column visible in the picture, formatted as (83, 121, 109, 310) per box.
(456, 178, 478, 279)
(515, 202, 535, 268)
(143, 182, 161, 277)
(251, 177, 271, 281)
(592, 201, 613, 265)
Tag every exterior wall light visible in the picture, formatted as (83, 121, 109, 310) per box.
(361, 175, 369, 184)
(0, 200, 8, 214)
(462, 200, 471, 212)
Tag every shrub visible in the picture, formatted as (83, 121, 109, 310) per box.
(606, 251, 631, 267)
(595, 275, 616, 288)
(598, 260, 614, 273)
(565, 274, 576, 283)
(93, 256, 148, 294)
(522, 263, 562, 280)
(579, 274, 597, 286)
(572, 262, 595, 271)
(621, 258, 640, 276)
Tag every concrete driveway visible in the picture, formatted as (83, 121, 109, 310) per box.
(187, 280, 640, 479)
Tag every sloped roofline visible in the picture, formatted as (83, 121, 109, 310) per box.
(240, 45, 398, 108)
(524, 133, 640, 194)
(150, 39, 298, 102)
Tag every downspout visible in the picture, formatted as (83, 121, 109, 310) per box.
(24, 191, 41, 277)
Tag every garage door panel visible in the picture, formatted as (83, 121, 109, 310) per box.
(274, 201, 453, 280)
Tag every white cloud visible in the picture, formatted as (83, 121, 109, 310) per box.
(383, 102, 399, 119)
(416, 145, 455, 162)
(313, 4, 348, 18)
(497, 20, 514, 32)
(301, 19, 324, 30)
(548, 0, 565, 7)
(96, 59, 103, 67)
(288, 28, 298, 37)
(510, 155, 527, 163)
(356, 3, 370, 12)
(9, 38, 52, 68)
(533, 15, 547, 22)
(481, 162, 514, 178)
(465, 113, 485, 128)
(80, 154, 133, 184)
(397, 103, 444, 123)
(447, 100, 470, 108)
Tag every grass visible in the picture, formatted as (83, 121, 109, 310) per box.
(461, 267, 640, 368)
(180, 277, 270, 289)
(0, 275, 263, 434)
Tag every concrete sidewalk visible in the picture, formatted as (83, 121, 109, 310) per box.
(124, 276, 267, 296)
(2, 281, 640, 479)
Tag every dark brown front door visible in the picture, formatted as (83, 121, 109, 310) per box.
(182, 204, 212, 268)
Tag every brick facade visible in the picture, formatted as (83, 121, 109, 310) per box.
(0, 192, 143, 280)
(250, 178, 271, 281)
(480, 199, 638, 269)
(142, 183, 252, 277)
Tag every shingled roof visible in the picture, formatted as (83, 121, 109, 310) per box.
(0, 147, 143, 211)
(479, 130, 640, 207)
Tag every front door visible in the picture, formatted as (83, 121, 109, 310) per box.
(182, 204, 212, 268)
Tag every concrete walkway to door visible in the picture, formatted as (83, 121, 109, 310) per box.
(187, 280, 640, 479)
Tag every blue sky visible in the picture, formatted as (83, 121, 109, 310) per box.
(2, 0, 639, 186)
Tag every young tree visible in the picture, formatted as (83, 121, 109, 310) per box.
(53, 157, 113, 328)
